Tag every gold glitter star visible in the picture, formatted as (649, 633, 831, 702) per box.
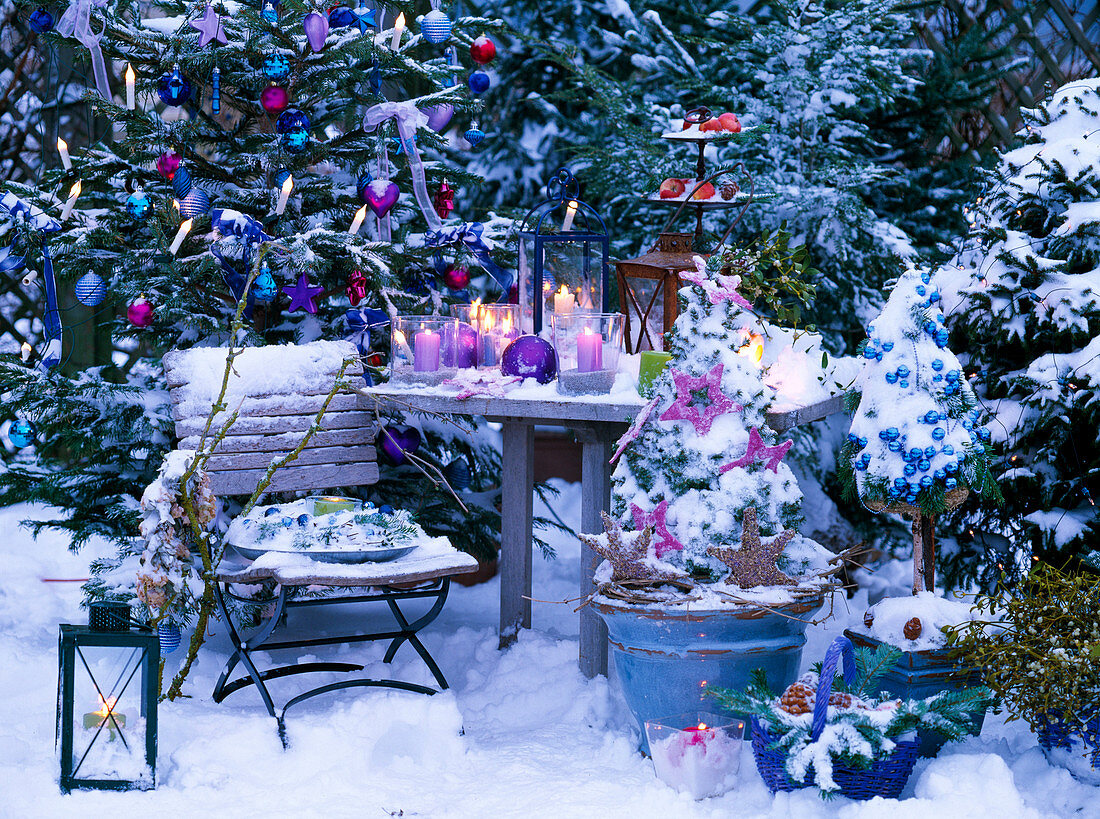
(580, 513, 657, 583)
(707, 506, 795, 588)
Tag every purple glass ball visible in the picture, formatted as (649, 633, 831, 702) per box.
(443, 264, 470, 290)
(442, 322, 478, 369)
(379, 425, 421, 466)
(501, 335, 556, 383)
(261, 85, 290, 115)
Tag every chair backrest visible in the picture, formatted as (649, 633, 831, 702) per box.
(163, 340, 379, 496)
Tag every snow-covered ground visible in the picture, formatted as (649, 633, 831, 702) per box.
(1, 483, 1097, 818)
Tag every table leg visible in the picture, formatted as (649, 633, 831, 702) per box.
(499, 422, 534, 648)
(578, 428, 613, 678)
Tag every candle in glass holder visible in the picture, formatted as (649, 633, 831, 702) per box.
(645, 714, 744, 800)
(576, 327, 603, 372)
(413, 329, 441, 372)
(553, 285, 575, 316)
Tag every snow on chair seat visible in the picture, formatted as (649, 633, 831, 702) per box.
(162, 340, 378, 496)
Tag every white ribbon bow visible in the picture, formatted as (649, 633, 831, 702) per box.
(362, 100, 440, 231)
(57, 0, 112, 101)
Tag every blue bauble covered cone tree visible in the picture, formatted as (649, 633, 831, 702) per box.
(841, 264, 1000, 593)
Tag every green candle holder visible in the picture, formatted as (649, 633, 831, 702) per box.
(309, 496, 363, 516)
(638, 351, 673, 396)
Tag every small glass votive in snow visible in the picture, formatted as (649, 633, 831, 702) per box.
(644, 712, 745, 800)
(551, 312, 624, 395)
(477, 304, 521, 368)
(391, 316, 458, 386)
(445, 303, 481, 369)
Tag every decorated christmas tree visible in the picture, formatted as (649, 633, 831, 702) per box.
(0, 0, 508, 561)
(937, 79, 1100, 579)
(840, 264, 1000, 593)
(597, 253, 836, 596)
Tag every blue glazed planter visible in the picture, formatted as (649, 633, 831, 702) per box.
(844, 629, 986, 756)
(594, 593, 825, 754)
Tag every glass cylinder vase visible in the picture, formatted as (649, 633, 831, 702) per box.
(477, 304, 521, 369)
(445, 303, 481, 369)
(551, 312, 624, 395)
(391, 316, 458, 386)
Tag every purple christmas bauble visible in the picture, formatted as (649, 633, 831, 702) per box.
(501, 335, 556, 383)
(379, 425, 421, 466)
(127, 298, 155, 328)
(442, 322, 478, 369)
(261, 85, 290, 115)
(442, 264, 469, 290)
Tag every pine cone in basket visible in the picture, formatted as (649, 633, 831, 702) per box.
(778, 681, 816, 715)
(863, 609, 874, 629)
(903, 617, 923, 640)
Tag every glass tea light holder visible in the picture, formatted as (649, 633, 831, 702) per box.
(644, 712, 745, 800)
(637, 351, 673, 396)
(308, 496, 363, 516)
(477, 304, 521, 368)
(551, 312, 624, 395)
(445, 302, 481, 370)
(390, 316, 459, 386)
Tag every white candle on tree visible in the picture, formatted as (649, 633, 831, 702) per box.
(125, 64, 136, 110)
(57, 138, 72, 171)
(59, 180, 81, 221)
(390, 12, 405, 50)
(275, 175, 293, 216)
(348, 205, 367, 235)
(169, 218, 193, 255)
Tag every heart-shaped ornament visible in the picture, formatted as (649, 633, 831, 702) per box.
(365, 180, 400, 218)
(424, 104, 454, 132)
(380, 425, 421, 465)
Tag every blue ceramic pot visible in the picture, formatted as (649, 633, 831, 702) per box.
(594, 593, 825, 754)
(844, 628, 986, 756)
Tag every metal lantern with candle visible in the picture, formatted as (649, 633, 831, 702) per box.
(551, 312, 624, 395)
(57, 603, 159, 793)
(516, 169, 609, 334)
(390, 315, 458, 386)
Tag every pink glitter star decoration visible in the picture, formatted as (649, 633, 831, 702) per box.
(719, 426, 794, 474)
(609, 397, 659, 465)
(659, 363, 741, 436)
(630, 500, 683, 558)
(680, 255, 753, 309)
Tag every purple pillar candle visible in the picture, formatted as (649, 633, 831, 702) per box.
(413, 330, 441, 372)
(576, 329, 604, 373)
(443, 322, 478, 369)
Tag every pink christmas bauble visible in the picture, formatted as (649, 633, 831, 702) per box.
(261, 85, 290, 115)
(156, 151, 181, 180)
(470, 35, 496, 65)
(443, 264, 470, 290)
(127, 298, 155, 328)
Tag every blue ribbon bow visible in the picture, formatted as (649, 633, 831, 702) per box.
(1, 192, 62, 368)
(210, 209, 273, 319)
(344, 305, 390, 385)
(425, 222, 513, 302)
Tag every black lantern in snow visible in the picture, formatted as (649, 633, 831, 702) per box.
(516, 169, 610, 334)
(57, 603, 159, 793)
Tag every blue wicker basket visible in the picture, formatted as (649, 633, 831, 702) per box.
(1035, 710, 1100, 783)
(750, 636, 922, 800)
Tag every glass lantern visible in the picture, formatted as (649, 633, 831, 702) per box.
(476, 304, 521, 368)
(644, 711, 745, 800)
(390, 316, 459, 386)
(551, 312, 624, 395)
(57, 606, 159, 793)
(516, 168, 610, 335)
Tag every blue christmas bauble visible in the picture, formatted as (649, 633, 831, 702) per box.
(945, 477, 957, 490)
(172, 166, 193, 198)
(420, 9, 452, 43)
(281, 128, 309, 153)
(263, 53, 290, 80)
(501, 335, 556, 384)
(468, 71, 490, 95)
(464, 127, 485, 147)
(885, 372, 897, 384)
(158, 623, 181, 654)
(75, 273, 107, 307)
(179, 187, 211, 218)
(903, 464, 916, 477)
(919, 476, 934, 488)
(264, 506, 279, 516)
(356, 169, 374, 203)
(125, 192, 151, 220)
(157, 66, 192, 106)
(896, 365, 910, 378)
(7, 419, 36, 449)
(297, 513, 311, 526)
(329, 6, 355, 26)
(942, 444, 955, 456)
(276, 108, 310, 134)
(932, 427, 945, 441)
(29, 7, 54, 32)
(261, 0, 278, 22)
(881, 341, 894, 351)
(253, 267, 277, 302)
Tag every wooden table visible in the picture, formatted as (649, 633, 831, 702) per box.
(358, 384, 849, 678)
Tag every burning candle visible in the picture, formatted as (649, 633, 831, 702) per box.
(349, 204, 367, 235)
(125, 64, 136, 110)
(576, 327, 603, 373)
(413, 328, 440, 372)
(738, 332, 764, 366)
(393, 329, 415, 361)
(561, 199, 578, 232)
(553, 284, 575, 315)
(57, 137, 72, 171)
(59, 180, 81, 222)
(275, 174, 293, 216)
(83, 696, 127, 733)
(645, 714, 744, 800)
(169, 218, 193, 255)
(390, 12, 405, 50)
(20, 342, 32, 362)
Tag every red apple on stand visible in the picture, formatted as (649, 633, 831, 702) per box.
(691, 182, 716, 200)
(658, 178, 687, 199)
(699, 118, 723, 132)
(718, 112, 742, 132)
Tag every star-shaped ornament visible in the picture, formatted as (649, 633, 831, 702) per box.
(707, 507, 795, 588)
(190, 4, 228, 48)
(719, 426, 793, 474)
(352, 2, 376, 34)
(679, 255, 753, 309)
(580, 513, 658, 583)
(282, 272, 325, 313)
(659, 362, 741, 436)
(630, 500, 683, 558)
